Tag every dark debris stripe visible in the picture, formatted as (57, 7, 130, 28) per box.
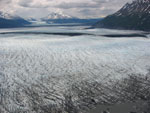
(0, 32, 148, 38)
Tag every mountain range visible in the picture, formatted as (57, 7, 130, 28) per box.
(0, 11, 101, 28)
(41, 12, 101, 25)
(0, 12, 31, 28)
(94, 0, 150, 31)
(42, 12, 74, 20)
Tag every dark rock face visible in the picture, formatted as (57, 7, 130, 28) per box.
(94, 0, 150, 31)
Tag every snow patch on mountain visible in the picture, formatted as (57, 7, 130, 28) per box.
(0, 11, 19, 19)
(94, 0, 150, 31)
(42, 11, 75, 20)
(115, 0, 150, 16)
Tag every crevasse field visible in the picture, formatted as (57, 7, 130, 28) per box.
(0, 25, 150, 113)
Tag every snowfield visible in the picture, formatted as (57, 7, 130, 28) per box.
(0, 26, 150, 113)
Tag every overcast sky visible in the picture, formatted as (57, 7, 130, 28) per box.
(0, 0, 132, 19)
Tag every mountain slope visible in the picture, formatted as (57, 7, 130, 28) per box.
(41, 12, 101, 25)
(41, 12, 78, 24)
(94, 0, 150, 31)
(0, 12, 30, 28)
(42, 12, 73, 20)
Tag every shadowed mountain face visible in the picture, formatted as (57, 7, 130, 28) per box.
(0, 12, 31, 28)
(94, 0, 150, 31)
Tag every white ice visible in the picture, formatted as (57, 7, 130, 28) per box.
(0, 26, 150, 112)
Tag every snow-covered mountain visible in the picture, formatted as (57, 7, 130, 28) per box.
(0, 11, 30, 28)
(41, 12, 101, 24)
(0, 12, 19, 19)
(115, 0, 150, 16)
(42, 12, 74, 20)
(94, 0, 150, 31)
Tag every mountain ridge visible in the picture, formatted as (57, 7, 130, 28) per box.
(0, 11, 31, 28)
(42, 12, 74, 20)
(41, 12, 101, 25)
(94, 0, 150, 31)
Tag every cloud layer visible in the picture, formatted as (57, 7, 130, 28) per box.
(0, 0, 132, 19)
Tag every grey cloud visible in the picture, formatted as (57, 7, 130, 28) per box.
(18, 0, 49, 8)
(0, 0, 12, 10)
(93, 0, 110, 4)
(0, 0, 12, 6)
(56, 2, 101, 9)
(79, 7, 115, 18)
(0, 0, 11, 3)
(18, 0, 32, 7)
(0, 0, 133, 18)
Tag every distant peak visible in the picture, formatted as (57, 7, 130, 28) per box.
(42, 12, 76, 20)
(0, 11, 20, 19)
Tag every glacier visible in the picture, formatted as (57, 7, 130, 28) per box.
(0, 25, 150, 113)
